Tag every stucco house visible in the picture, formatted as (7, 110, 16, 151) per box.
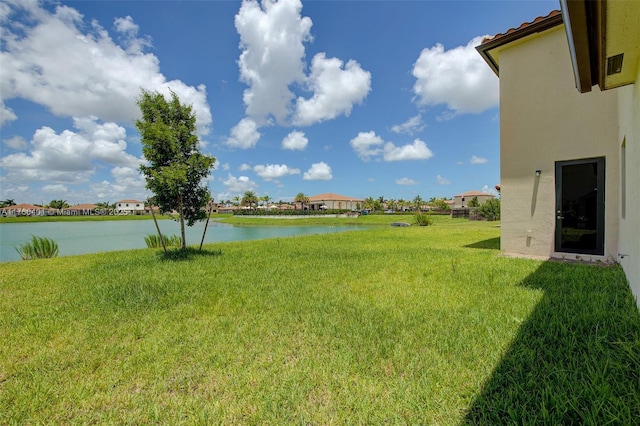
(477, 1, 639, 307)
(453, 190, 496, 208)
(308, 193, 364, 211)
(115, 199, 145, 215)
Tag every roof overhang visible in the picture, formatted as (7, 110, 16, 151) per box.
(561, 0, 640, 93)
(476, 11, 563, 76)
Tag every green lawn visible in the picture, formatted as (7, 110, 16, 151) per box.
(1, 220, 638, 424)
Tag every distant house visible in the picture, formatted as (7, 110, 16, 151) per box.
(476, 2, 640, 306)
(64, 204, 98, 215)
(0, 203, 49, 217)
(308, 193, 364, 211)
(453, 191, 495, 208)
(115, 199, 145, 215)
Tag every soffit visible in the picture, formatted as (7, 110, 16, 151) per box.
(603, 0, 640, 89)
(477, 11, 563, 76)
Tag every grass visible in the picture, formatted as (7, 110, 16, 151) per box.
(1, 220, 638, 424)
(220, 212, 450, 227)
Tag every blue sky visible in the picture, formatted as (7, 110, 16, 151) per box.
(1, 0, 558, 205)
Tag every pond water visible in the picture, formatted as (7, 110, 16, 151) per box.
(0, 220, 361, 262)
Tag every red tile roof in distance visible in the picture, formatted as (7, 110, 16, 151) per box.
(481, 10, 562, 45)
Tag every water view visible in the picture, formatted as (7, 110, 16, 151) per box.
(0, 220, 361, 262)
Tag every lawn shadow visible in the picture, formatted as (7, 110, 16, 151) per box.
(463, 237, 500, 250)
(463, 261, 640, 424)
(158, 247, 223, 262)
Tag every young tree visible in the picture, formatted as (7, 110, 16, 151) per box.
(136, 89, 216, 251)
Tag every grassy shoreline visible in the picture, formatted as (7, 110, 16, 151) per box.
(1, 221, 638, 423)
(1, 212, 454, 226)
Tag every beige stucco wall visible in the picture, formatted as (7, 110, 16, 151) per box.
(498, 26, 620, 260)
(617, 65, 640, 307)
(310, 199, 362, 211)
(453, 194, 494, 208)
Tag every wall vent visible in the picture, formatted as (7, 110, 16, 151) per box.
(606, 54, 624, 75)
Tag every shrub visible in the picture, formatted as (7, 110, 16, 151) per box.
(144, 234, 182, 248)
(414, 213, 433, 226)
(477, 198, 501, 221)
(15, 235, 59, 260)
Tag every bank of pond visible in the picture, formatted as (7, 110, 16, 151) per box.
(0, 220, 364, 262)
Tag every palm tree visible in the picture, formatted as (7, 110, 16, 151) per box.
(413, 195, 424, 212)
(48, 199, 69, 209)
(241, 191, 258, 209)
(386, 198, 397, 212)
(261, 194, 271, 207)
(364, 196, 376, 211)
(232, 195, 240, 206)
(294, 192, 309, 211)
(0, 199, 15, 208)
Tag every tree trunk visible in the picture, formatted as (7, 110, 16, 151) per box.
(199, 201, 214, 251)
(149, 200, 167, 253)
(178, 194, 187, 250)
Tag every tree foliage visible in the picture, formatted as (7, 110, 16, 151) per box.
(294, 192, 309, 210)
(48, 200, 69, 209)
(477, 198, 501, 221)
(241, 191, 258, 209)
(136, 89, 216, 250)
(429, 197, 450, 211)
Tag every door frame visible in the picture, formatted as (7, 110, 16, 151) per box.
(554, 157, 605, 255)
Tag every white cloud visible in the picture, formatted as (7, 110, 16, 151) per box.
(383, 138, 433, 162)
(0, 100, 17, 126)
(391, 114, 425, 135)
(436, 175, 451, 185)
(89, 166, 147, 201)
(253, 164, 300, 181)
(42, 184, 68, 194)
(0, 2, 212, 134)
(234, 0, 370, 127)
(350, 131, 383, 161)
(482, 185, 499, 196)
(220, 173, 257, 194)
(351, 132, 434, 162)
(221, 163, 230, 171)
(234, 0, 311, 124)
(239, 163, 252, 171)
(226, 118, 261, 149)
(3, 135, 28, 150)
(470, 155, 488, 164)
(396, 177, 417, 185)
(113, 16, 151, 54)
(282, 130, 308, 151)
(303, 162, 332, 180)
(412, 36, 499, 117)
(294, 53, 371, 126)
(0, 117, 141, 183)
